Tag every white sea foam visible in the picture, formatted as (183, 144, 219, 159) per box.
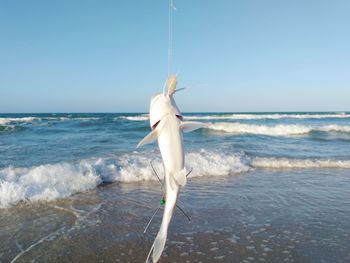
(0, 150, 249, 208)
(207, 123, 311, 136)
(318, 125, 350, 133)
(43, 117, 100, 122)
(0, 116, 102, 126)
(1, 113, 348, 125)
(252, 157, 350, 169)
(184, 113, 350, 120)
(119, 115, 149, 121)
(186, 150, 250, 176)
(93, 150, 250, 182)
(207, 123, 350, 136)
(0, 117, 40, 125)
(0, 162, 101, 208)
(117, 113, 350, 121)
(2, 149, 350, 208)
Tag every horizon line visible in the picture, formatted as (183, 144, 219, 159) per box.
(1, 110, 349, 115)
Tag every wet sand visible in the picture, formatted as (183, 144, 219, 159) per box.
(1, 169, 350, 263)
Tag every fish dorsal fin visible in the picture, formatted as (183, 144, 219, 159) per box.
(136, 129, 158, 148)
(180, 121, 207, 133)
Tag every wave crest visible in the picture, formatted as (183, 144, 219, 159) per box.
(119, 115, 149, 121)
(185, 113, 350, 120)
(0, 150, 249, 208)
(252, 157, 350, 169)
(119, 113, 350, 121)
(207, 123, 350, 136)
(0, 117, 40, 125)
(0, 162, 101, 208)
(2, 150, 350, 208)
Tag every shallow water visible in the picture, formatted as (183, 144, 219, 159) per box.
(1, 169, 349, 262)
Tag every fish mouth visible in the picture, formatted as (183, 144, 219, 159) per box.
(176, 114, 183, 121)
(151, 115, 183, 130)
(152, 120, 161, 130)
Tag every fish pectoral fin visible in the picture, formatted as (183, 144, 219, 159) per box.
(173, 169, 188, 187)
(136, 130, 158, 148)
(180, 121, 207, 133)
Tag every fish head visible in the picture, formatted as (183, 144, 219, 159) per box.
(149, 75, 182, 129)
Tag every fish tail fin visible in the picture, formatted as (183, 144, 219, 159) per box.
(145, 228, 167, 263)
(152, 230, 167, 262)
(145, 243, 154, 263)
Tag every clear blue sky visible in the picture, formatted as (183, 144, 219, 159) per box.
(1, 0, 349, 113)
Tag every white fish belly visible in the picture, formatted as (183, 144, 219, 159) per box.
(157, 115, 184, 173)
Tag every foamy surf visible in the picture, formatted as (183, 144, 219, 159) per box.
(0, 116, 101, 125)
(119, 115, 149, 121)
(252, 157, 350, 169)
(207, 123, 350, 136)
(0, 162, 102, 209)
(0, 150, 250, 208)
(2, 149, 350, 208)
(0, 117, 40, 125)
(185, 113, 350, 120)
(0, 117, 40, 124)
(118, 113, 350, 121)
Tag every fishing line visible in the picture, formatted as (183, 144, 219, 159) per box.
(168, 0, 176, 77)
(144, 206, 161, 233)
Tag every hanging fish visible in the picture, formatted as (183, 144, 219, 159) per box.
(137, 75, 205, 263)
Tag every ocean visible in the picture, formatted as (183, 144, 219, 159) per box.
(1, 112, 350, 262)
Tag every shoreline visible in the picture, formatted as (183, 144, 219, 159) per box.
(1, 169, 349, 262)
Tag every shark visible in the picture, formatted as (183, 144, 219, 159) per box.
(137, 75, 205, 263)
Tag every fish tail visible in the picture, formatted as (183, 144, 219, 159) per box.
(145, 228, 167, 263)
(145, 243, 154, 263)
(146, 172, 179, 262)
(153, 227, 167, 262)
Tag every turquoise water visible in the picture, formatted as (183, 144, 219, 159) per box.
(1, 112, 350, 208)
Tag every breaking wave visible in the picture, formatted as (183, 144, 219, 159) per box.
(0, 162, 101, 209)
(0, 116, 105, 132)
(252, 157, 350, 169)
(207, 123, 350, 136)
(0, 116, 101, 125)
(0, 117, 40, 125)
(0, 150, 249, 208)
(2, 113, 348, 125)
(119, 115, 149, 121)
(2, 148, 350, 208)
(185, 113, 350, 120)
(118, 113, 350, 121)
